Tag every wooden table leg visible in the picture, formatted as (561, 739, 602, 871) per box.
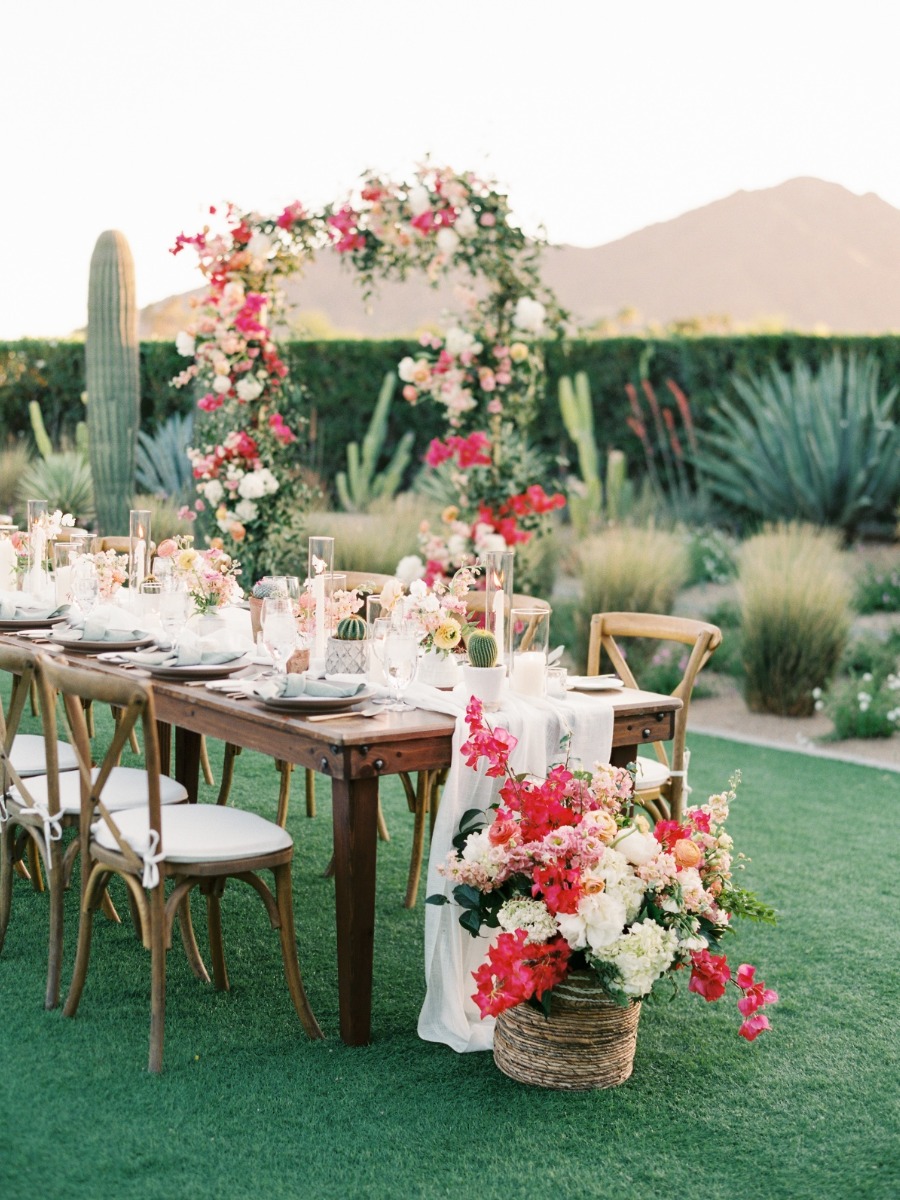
(174, 727, 202, 804)
(610, 743, 638, 769)
(157, 721, 172, 777)
(330, 774, 379, 1046)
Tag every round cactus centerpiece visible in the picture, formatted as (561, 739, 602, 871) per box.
(327, 613, 369, 674)
(467, 628, 499, 668)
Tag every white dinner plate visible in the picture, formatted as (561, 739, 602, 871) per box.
(0, 616, 66, 631)
(141, 657, 252, 681)
(48, 631, 156, 654)
(258, 687, 375, 714)
(567, 675, 625, 692)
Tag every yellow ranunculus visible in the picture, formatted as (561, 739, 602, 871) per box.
(175, 548, 199, 572)
(509, 342, 529, 363)
(432, 618, 462, 651)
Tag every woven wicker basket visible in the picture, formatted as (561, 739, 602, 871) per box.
(493, 972, 641, 1090)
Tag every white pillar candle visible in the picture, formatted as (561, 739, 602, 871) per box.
(510, 650, 546, 697)
(134, 538, 146, 587)
(27, 528, 47, 596)
(492, 590, 505, 666)
(0, 538, 16, 591)
(313, 571, 326, 660)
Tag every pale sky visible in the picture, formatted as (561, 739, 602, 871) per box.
(3, 0, 898, 339)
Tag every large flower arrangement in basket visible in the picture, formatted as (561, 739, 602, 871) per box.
(431, 700, 778, 1054)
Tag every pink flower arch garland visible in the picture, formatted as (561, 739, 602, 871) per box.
(171, 163, 566, 580)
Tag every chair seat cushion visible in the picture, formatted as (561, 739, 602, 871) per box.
(10, 734, 79, 777)
(92, 804, 292, 865)
(11, 767, 188, 814)
(634, 755, 671, 792)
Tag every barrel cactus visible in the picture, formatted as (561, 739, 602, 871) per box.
(86, 230, 140, 534)
(252, 578, 286, 599)
(467, 628, 498, 668)
(336, 615, 367, 640)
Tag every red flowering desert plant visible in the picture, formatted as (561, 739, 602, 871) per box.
(430, 700, 778, 1040)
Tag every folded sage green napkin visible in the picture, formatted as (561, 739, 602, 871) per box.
(253, 675, 368, 700)
(123, 644, 246, 668)
(62, 607, 152, 642)
(0, 591, 69, 622)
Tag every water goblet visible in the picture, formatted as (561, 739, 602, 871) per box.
(159, 587, 191, 650)
(71, 558, 100, 616)
(262, 596, 297, 676)
(382, 628, 418, 711)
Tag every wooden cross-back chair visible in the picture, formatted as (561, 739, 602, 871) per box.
(0, 642, 188, 1008)
(586, 612, 723, 823)
(39, 655, 322, 1071)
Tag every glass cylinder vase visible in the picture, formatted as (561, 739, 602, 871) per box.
(480, 549, 514, 667)
(509, 605, 552, 698)
(307, 536, 335, 668)
(129, 509, 152, 593)
(25, 499, 50, 598)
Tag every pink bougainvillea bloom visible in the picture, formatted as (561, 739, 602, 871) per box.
(688, 950, 731, 1002)
(197, 393, 224, 413)
(738, 1012, 772, 1041)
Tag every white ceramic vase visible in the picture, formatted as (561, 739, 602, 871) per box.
(461, 663, 506, 709)
(417, 647, 461, 688)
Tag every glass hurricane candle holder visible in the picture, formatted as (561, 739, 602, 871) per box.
(307, 536, 334, 666)
(509, 605, 552, 698)
(25, 499, 49, 595)
(480, 549, 514, 667)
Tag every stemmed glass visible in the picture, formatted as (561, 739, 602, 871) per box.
(382, 627, 418, 711)
(367, 616, 393, 705)
(262, 596, 297, 676)
(159, 587, 191, 650)
(71, 558, 100, 616)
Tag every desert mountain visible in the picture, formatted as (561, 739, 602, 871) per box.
(139, 177, 900, 338)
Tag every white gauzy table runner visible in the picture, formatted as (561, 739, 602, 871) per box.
(417, 690, 614, 1053)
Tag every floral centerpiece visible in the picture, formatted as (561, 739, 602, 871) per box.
(157, 536, 242, 615)
(295, 583, 364, 639)
(89, 549, 129, 601)
(431, 700, 778, 1043)
(402, 568, 477, 656)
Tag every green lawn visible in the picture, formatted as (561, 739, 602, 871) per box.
(1, 701, 897, 1200)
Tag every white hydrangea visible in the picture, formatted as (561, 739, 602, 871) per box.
(234, 499, 258, 523)
(592, 919, 679, 997)
(203, 479, 225, 506)
(513, 296, 547, 335)
(444, 326, 482, 357)
(257, 468, 279, 495)
(395, 555, 426, 586)
(235, 376, 264, 403)
(497, 898, 558, 942)
(454, 206, 478, 238)
(212, 375, 232, 395)
(237, 472, 267, 500)
(175, 330, 196, 357)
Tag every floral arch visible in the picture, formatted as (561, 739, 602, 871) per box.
(171, 163, 566, 582)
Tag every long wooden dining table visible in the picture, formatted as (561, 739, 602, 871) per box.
(145, 676, 681, 1046)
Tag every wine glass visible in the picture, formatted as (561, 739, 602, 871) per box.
(159, 587, 191, 649)
(71, 558, 100, 616)
(262, 596, 297, 675)
(367, 615, 393, 704)
(382, 628, 418, 711)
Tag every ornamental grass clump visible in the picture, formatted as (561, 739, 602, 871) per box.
(738, 524, 852, 716)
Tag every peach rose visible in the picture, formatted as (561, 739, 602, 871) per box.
(228, 523, 246, 543)
(673, 839, 702, 869)
(581, 877, 606, 896)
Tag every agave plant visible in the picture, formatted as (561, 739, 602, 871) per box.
(136, 412, 195, 504)
(16, 452, 95, 525)
(696, 353, 900, 538)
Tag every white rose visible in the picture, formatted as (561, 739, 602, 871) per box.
(436, 227, 458, 256)
(616, 827, 659, 866)
(447, 534, 469, 558)
(256, 468, 279, 495)
(407, 185, 431, 216)
(398, 356, 417, 383)
(476, 532, 508, 553)
(176, 330, 196, 357)
(513, 296, 547, 335)
(444, 327, 481, 357)
(235, 376, 263, 403)
(408, 578, 428, 599)
(212, 375, 231, 394)
(396, 555, 426, 586)
(454, 207, 478, 238)
(247, 232, 272, 262)
(203, 479, 224, 505)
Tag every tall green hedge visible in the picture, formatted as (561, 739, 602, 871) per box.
(3, 335, 899, 489)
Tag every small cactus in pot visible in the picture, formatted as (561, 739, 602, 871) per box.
(327, 612, 369, 674)
(250, 576, 291, 640)
(463, 628, 505, 709)
(467, 628, 499, 669)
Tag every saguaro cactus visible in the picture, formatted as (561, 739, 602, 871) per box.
(86, 230, 140, 533)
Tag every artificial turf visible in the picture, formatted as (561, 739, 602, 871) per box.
(0, 694, 897, 1200)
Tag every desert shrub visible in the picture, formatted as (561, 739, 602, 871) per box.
(853, 557, 900, 614)
(685, 526, 739, 585)
(738, 524, 852, 716)
(816, 671, 900, 739)
(573, 526, 690, 670)
(696, 353, 900, 539)
(136, 413, 195, 506)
